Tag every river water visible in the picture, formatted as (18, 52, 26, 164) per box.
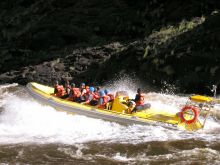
(0, 83, 220, 164)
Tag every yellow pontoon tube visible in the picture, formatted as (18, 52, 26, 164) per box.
(26, 82, 204, 131)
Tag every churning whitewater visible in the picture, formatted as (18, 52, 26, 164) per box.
(0, 83, 220, 146)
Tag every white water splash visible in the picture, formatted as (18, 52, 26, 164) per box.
(0, 84, 219, 145)
(103, 75, 140, 97)
(0, 83, 18, 89)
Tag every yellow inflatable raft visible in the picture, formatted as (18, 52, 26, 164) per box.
(26, 82, 204, 131)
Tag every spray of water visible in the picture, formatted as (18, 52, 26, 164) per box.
(0, 82, 219, 145)
(103, 74, 139, 97)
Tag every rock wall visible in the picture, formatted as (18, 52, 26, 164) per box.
(0, 0, 220, 94)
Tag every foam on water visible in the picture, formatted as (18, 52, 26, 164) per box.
(0, 83, 18, 89)
(0, 83, 220, 145)
(107, 148, 220, 164)
(57, 147, 220, 164)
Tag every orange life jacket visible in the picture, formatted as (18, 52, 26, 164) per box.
(98, 95, 109, 109)
(135, 93, 145, 106)
(72, 88, 81, 98)
(92, 92, 100, 100)
(55, 85, 65, 97)
(83, 92, 99, 105)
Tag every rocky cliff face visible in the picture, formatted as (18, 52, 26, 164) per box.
(0, 0, 220, 94)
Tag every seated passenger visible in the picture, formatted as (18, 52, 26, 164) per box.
(84, 87, 99, 106)
(64, 80, 71, 95)
(79, 83, 87, 102)
(68, 83, 81, 102)
(85, 86, 90, 93)
(68, 83, 74, 100)
(131, 88, 151, 113)
(62, 80, 71, 99)
(84, 86, 90, 100)
(104, 89, 114, 102)
(94, 86, 100, 94)
(97, 90, 109, 109)
(53, 80, 65, 98)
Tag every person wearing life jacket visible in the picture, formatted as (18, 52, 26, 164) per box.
(135, 88, 145, 106)
(84, 86, 94, 104)
(62, 80, 71, 99)
(84, 86, 90, 99)
(68, 83, 81, 102)
(92, 89, 100, 102)
(53, 80, 65, 98)
(93, 86, 100, 97)
(79, 83, 87, 102)
(104, 89, 114, 102)
(131, 88, 151, 113)
(85, 86, 90, 93)
(95, 86, 100, 93)
(83, 87, 99, 106)
(97, 90, 109, 109)
(65, 80, 71, 95)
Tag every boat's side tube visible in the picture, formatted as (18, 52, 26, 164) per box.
(26, 83, 170, 127)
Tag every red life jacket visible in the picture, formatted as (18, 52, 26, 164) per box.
(92, 92, 100, 100)
(72, 88, 81, 98)
(84, 92, 100, 104)
(94, 92, 100, 97)
(55, 85, 65, 97)
(86, 87, 90, 94)
(98, 95, 109, 109)
(135, 93, 145, 106)
(107, 94, 114, 101)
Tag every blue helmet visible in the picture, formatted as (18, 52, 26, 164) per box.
(99, 90, 105, 97)
(104, 89, 110, 94)
(89, 87, 95, 92)
(81, 83, 85, 86)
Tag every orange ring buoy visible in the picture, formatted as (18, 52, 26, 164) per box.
(180, 105, 199, 124)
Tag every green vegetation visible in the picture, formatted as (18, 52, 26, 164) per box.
(150, 16, 206, 45)
(143, 16, 206, 60)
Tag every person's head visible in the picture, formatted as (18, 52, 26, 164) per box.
(96, 86, 100, 91)
(80, 83, 85, 88)
(104, 89, 110, 95)
(137, 88, 141, 94)
(89, 87, 95, 93)
(71, 83, 75, 88)
(54, 80, 59, 85)
(99, 90, 105, 97)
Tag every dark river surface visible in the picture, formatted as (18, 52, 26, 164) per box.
(0, 83, 220, 164)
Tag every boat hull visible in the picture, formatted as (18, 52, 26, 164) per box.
(26, 82, 204, 131)
(26, 83, 168, 127)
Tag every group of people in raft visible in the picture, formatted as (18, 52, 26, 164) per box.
(53, 80, 150, 113)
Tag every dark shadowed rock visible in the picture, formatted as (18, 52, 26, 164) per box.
(0, 0, 220, 94)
